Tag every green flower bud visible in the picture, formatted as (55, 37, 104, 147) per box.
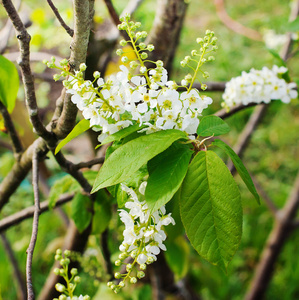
(83, 296, 90, 300)
(204, 36, 209, 42)
(55, 283, 65, 293)
(43, 59, 48, 65)
(184, 56, 191, 63)
(59, 269, 65, 276)
(140, 52, 148, 59)
(196, 37, 203, 44)
(53, 74, 61, 81)
(51, 56, 56, 62)
(71, 268, 78, 276)
(137, 271, 145, 279)
(58, 295, 67, 300)
(59, 59, 68, 66)
(180, 60, 187, 67)
(119, 16, 125, 22)
(191, 50, 198, 56)
(93, 71, 101, 78)
(129, 61, 138, 70)
(115, 259, 122, 266)
(156, 60, 163, 67)
(69, 283, 74, 290)
(114, 287, 120, 294)
(121, 56, 129, 63)
(116, 49, 123, 56)
(126, 263, 133, 272)
(140, 263, 147, 270)
(147, 256, 155, 264)
(185, 74, 193, 82)
(135, 22, 141, 28)
(114, 272, 121, 279)
(139, 42, 146, 50)
(130, 277, 137, 284)
(203, 71, 210, 78)
(74, 276, 81, 284)
(147, 44, 155, 51)
(120, 39, 127, 46)
(141, 31, 148, 38)
(79, 63, 86, 71)
(205, 29, 211, 35)
(53, 268, 60, 275)
(64, 250, 71, 257)
(119, 281, 125, 288)
(208, 56, 215, 61)
(55, 254, 61, 261)
(201, 84, 208, 90)
(107, 281, 113, 287)
(212, 45, 218, 51)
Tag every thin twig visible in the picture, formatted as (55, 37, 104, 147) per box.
(0, 194, 74, 233)
(0, 233, 27, 300)
(74, 156, 105, 169)
(47, 0, 74, 37)
(26, 145, 41, 300)
(2, 0, 53, 141)
(215, 102, 257, 119)
(0, 101, 23, 155)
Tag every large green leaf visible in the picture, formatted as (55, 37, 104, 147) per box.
(145, 143, 192, 212)
(101, 124, 147, 145)
(197, 115, 230, 137)
(55, 119, 90, 154)
(71, 193, 93, 233)
(0, 55, 19, 113)
(180, 150, 242, 271)
(92, 129, 188, 193)
(212, 139, 260, 204)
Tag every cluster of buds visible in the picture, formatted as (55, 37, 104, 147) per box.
(53, 249, 90, 300)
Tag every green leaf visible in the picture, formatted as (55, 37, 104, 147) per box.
(0, 55, 19, 113)
(92, 129, 188, 193)
(180, 150, 242, 271)
(211, 139, 260, 204)
(92, 190, 112, 234)
(145, 143, 192, 212)
(101, 124, 147, 145)
(55, 119, 90, 154)
(267, 48, 287, 67)
(48, 175, 80, 209)
(71, 193, 93, 233)
(283, 17, 299, 32)
(197, 115, 230, 137)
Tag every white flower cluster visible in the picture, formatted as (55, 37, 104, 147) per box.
(222, 65, 298, 107)
(64, 63, 212, 142)
(107, 182, 175, 292)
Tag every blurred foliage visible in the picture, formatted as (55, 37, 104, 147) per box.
(0, 0, 299, 299)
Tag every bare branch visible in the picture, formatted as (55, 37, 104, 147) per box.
(0, 194, 73, 233)
(74, 156, 105, 169)
(47, 0, 74, 37)
(0, 233, 27, 300)
(0, 101, 23, 155)
(215, 102, 257, 119)
(26, 145, 41, 300)
(2, 0, 53, 141)
(214, 0, 262, 41)
(101, 229, 113, 279)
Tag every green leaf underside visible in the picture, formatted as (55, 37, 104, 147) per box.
(197, 115, 230, 137)
(145, 143, 192, 212)
(180, 150, 242, 271)
(92, 129, 188, 193)
(212, 139, 260, 204)
(101, 124, 147, 145)
(55, 119, 90, 154)
(0, 55, 19, 113)
(71, 193, 92, 233)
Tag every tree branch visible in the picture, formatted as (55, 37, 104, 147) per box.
(0, 194, 74, 233)
(214, 102, 257, 119)
(2, 0, 53, 141)
(0, 233, 27, 300)
(47, 0, 74, 37)
(73, 156, 105, 169)
(214, 0, 262, 41)
(26, 146, 41, 300)
(0, 101, 23, 155)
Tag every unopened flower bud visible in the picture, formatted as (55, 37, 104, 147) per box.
(191, 50, 198, 56)
(184, 56, 191, 63)
(64, 250, 71, 257)
(116, 49, 123, 56)
(130, 277, 137, 284)
(119, 281, 125, 288)
(74, 276, 81, 284)
(126, 263, 133, 272)
(212, 45, 218, 51)
(140, 52, 148, 59)
(139, 42, 146, 50)
(55, 283, 65, 293)
(185, 74, 193, 82)
(79, 63, 86, 71)
(55, 254, 61, 261)
(140, 66, 147, 73)
(120, 39, 127, 46)
(114, 272, 121, 279)
(147, 44, 155, 51)
(137, 271, 145, 279)
(181, 79, 188, 87)
(147, 256, 155, 264)
(203, 71, 210, 78)
(180, 60, 187, 67)
(196, 37, 203, 44)
(208, 56, 215, 61)
(201, 84, 208, 90)
(83, 296, 90, 300)
(53, 74, 61, 81)
(53, 268, 60, 275)
(130, 61, 138, 70)
(115, 259, 122, 266)
(93, 71, 101, 78)
(140, 263, 147, 270)
(121, 56, 129, 63)
(58, 295, 67, 300)
(107, 281, 113, 287)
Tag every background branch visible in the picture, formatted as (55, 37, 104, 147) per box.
(26, 145, 41, 299)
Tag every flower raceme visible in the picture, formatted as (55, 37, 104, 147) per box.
(222, 65, 298, 108)
(107, 182, 175, 293)
(46, 15, 217, 142)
